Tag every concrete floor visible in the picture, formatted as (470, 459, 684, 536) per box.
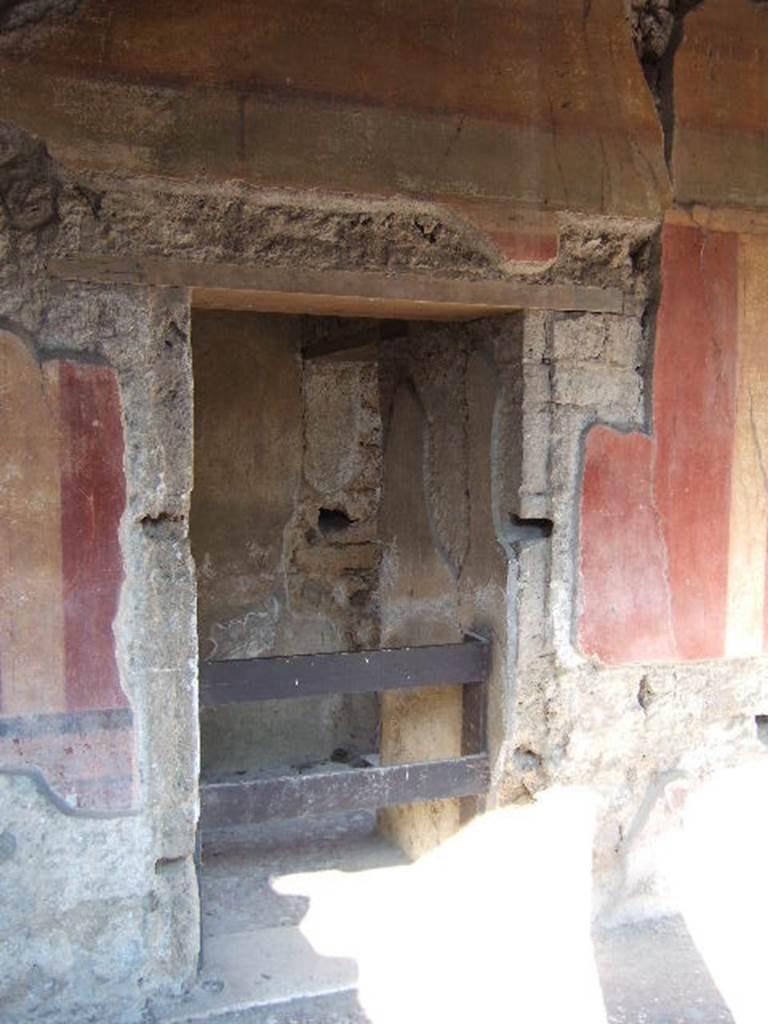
(157, 813, 736, 1024)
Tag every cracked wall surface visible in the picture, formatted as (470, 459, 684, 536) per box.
(0, 0, 668, 227)
(1, 0, 768, 1017)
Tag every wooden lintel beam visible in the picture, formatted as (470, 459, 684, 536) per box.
(199, 638, 490, 707)
(48, 257, 625, 317)
(200, 754, 490, 829)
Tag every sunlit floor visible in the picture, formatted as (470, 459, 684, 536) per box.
(198, 813, 403, 1015)
(156, 796, 747, 1024)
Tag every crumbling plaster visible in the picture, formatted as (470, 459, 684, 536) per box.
(0, 120, 597, 1020)
(1, 14, 768, 1001)
(0, 124, 198, 1022)
(0, 0, 83, 34)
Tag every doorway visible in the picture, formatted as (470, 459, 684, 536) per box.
(188, 306, 513, 1010)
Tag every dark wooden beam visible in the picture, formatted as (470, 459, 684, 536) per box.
(460, 680, 489, 825)
(199, 638, 490, 707)
(461, 680, 488, 757)
(200, 754, 490, 829)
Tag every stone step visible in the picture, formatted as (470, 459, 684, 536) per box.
(159, 926, 359, 1023)
(160, 989, 369, 1024)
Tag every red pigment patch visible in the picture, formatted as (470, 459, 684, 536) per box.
(58, 362, 127, 711)
(486, 230, 559, 265)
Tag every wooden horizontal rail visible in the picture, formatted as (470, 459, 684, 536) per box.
(200, 754, 490, 829)
(48, 257, 625, 318)
(199, 638, 490, 707)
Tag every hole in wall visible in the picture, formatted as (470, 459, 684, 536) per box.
(505, 514, 553, 546)
(638, 676, 655, 711)
(513, 746, 543, 772)
(629, 0, 705, 172)
(317, 507, 355, 535)
(756, 715, 768, 747)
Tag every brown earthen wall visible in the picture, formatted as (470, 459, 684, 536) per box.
(191, 311, 381, 774)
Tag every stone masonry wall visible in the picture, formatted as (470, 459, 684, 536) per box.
(0, 120, 537, 1022)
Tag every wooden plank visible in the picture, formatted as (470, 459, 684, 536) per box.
(461, 680, 488, 757)
(460, 680, 488, 825)
(200, 754, 490, 829)
(48, 257, 625, 316)
(199, 638, 490, 707)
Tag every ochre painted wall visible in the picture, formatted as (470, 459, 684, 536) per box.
(674, 0, 768, 209)
(0, 0, 667, 226)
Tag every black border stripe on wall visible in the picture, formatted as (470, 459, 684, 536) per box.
(0, 707, 133, 739)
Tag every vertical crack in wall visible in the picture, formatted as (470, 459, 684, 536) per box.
(629, 0, 706, 175)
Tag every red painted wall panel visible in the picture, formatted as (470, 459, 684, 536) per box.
(579, 222, 740, 665)
(652, 225, 739, 660)
(58, 361, 127, 712)
(579, 427, 675, 663)
(0, 345, 135, 810)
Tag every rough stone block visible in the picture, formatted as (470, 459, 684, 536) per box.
(552, 362, 642, 416)
(553, 315, 606, 362)
(523, 362, 551, 407)
(522, 311, 549, 362)
(521, 410, 552, 498)
(605, 316, 643, 368)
